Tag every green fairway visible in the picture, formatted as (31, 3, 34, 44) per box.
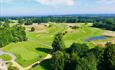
(2, 32, 52, 67)
(0, 54, 12, 61)
(64, 25, 102, 47)
(2, 23, 102, 68)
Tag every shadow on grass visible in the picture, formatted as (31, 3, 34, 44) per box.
(35, 48, 52, 54)
(40, 59, 52, 70)
(32, 48, 52, 69)
(31, 59, 52, 70)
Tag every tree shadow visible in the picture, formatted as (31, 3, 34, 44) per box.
(40, 59, 52, 70)
(31, 59, 52, 70)
(35, 48, 52, 54)
(33, 48, 52, 69)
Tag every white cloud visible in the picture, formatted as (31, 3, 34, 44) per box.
(0, 0, 14, 3)
(98, 0, 115, 4)
(34, 0, 75, 6)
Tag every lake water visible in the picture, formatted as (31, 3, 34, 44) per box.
(84, 36, 107, 42)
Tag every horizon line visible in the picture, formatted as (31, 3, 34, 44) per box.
(0, 13, 115, 17)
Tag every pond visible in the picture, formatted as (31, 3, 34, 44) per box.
(84, 36, 107, 42)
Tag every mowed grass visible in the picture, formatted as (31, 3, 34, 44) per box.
(2, 23, 102, 68)
(64, 24, 102, 48)
(0, 54, 12, 61)
(29, 23, 102, 70)
(2, 32, 51, 67)
(2, 23, 66, 67)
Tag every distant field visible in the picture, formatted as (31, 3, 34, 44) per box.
(2, 23, 103, 68)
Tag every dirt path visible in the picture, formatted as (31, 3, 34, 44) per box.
(1, 47, 52, 70)
(11, 61, 25, 70)
(0, 30, 53, 70)
(24, 39, 52, 70)
(0, 49, 24, 70)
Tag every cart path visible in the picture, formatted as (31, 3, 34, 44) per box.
(24, 54, 52, 70)
(0, 50, 16, 62)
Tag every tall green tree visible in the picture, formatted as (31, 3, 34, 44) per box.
(67, 43, 88, 57)
(52, 33, 65, 52)
(77, 52, 97, 70)
(101, 42, 115, 70)
(51, 51, 65, 70)
(31, 27, 35, 32)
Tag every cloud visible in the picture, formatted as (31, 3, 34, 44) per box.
(98, 0, 115, 4)
(34, 0, 75, 6)
(0, 0, 14, 3)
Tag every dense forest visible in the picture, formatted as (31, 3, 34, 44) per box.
(0, 16, 115, 31)
(49, 33, 115, 70)
(0, 22, 27, 48)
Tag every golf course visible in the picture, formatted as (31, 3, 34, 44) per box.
(1, 22, 114, 70)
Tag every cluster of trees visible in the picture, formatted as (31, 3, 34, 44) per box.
(0, 22, 27, 48)
(93, 18, 115, 31)
(0, 16, 115, 31)
(50, 33, 115, 70)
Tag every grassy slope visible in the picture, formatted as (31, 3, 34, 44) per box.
(2, 32, 51, 67)
(2, 23, 102, 69)
(64, 24, 102, 48)
(30, 24, 102, 70)
(2, 24, 66, 67)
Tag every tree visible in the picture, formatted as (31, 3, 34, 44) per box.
(24, 19, 33, 25)
(64, 52, 79, 70)
(101, 42, 115, 70)
(0, 24, 27, 47)
(18, 19, 24, 24)
(51, 51, 65, 70)
(0, 22, 2, 26)
(52, 33, 65, 52)
(31, 27, 35, 32)
(67, 43, 88, 57)
(90, 47, 104, 59)
(77, 52, 97, 70)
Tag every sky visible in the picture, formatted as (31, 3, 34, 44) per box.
(0, 0, 115, 16)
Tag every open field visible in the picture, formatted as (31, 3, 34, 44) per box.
(1, 23, 115, 69)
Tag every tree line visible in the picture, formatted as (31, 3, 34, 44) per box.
(48, 33, 115, 70)
(0, 16, 115, 31)
(0, 22, 27, 48)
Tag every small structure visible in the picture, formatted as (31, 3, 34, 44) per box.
(0, 59, 7, 70)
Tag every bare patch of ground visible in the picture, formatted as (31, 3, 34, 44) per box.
(25, 23, 48, 33)
(103, 30, 115, 37)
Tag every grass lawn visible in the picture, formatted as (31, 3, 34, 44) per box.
(64, 25, 102, 48)
(2, 23, 103, 68)
(0, 54, 12, 61)
(2, 32, 52, 67)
